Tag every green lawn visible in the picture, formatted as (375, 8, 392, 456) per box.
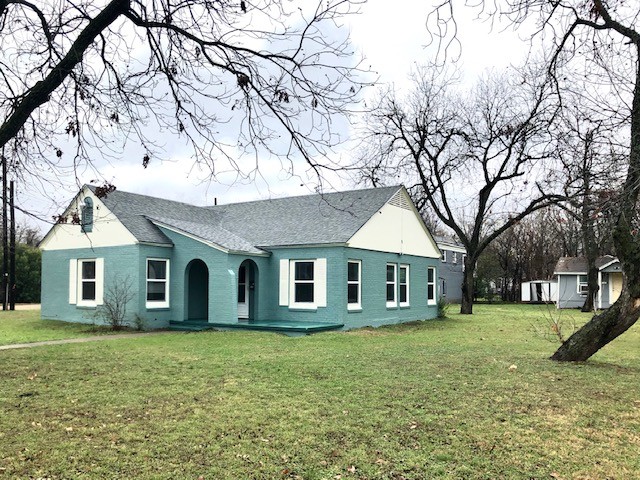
(0, 310, 121, 345)
(1, 305, 638, 479)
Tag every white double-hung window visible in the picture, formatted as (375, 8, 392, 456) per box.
(147, 259, 170, 308)
(399, 264, 410, 307)
(279, 258, 327, 309)
(427, 266, 437, 305)
(347, 260, 361, 310)
(577, 275, 589, 296)
(386, 263, 397, 308)
(69, 258, 104, 307)
(293, 260, 315, 304)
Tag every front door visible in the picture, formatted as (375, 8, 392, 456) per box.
(238, 265, 249, 319)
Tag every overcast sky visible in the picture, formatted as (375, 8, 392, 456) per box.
(18, 0, 529, 233)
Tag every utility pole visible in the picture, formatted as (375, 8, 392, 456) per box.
(9, 180, 15, 310)
(2, 149, 7, 311)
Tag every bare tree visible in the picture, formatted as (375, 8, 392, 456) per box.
(356, 65, 563, 314)
(556, 110, 624, 312)
(428, 0, 640, 361)
(0, 0, 366, 208)
(95, 276, 135, 330)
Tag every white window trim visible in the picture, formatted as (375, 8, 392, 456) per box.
(577, 274, 589, 296)
(146, 258, 170, 309)
(386, 263, 397, 308)
(287, 258, 327, 310)
(452, 252, 458, 264)
(442, 250, 447, 262)
(399, 264, 410, 307)
(427, 266, 437, 305)
(347, 260, 362, 311)
(74, 258, 104, 308)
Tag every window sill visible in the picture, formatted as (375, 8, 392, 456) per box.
(146, 304, 170, 310)
(288, 305, 318, 312)
(386, 303, 398, 309)
(399, 304, 410, 309)
(347, 305, 362, 313)
(76, 304, 97, 309)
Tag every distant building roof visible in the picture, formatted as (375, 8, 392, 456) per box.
(553, 255, 618, 274)
(90, 185, 403, 253)
(433, 234, 466, 252)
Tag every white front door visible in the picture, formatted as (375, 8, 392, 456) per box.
(238, 265, 249, 319)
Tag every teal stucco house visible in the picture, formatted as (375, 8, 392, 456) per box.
(40, 185, 441, 333)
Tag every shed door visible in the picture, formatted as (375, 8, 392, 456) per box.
(609, 273, 623, 304)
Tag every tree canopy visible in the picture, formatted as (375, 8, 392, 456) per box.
(0, 0, 366, 201)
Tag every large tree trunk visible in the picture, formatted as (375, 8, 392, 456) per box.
(460, 258, 475, 314)
(580, 139, 599, 313)
(551, 288, 640, 361)
(552, 43, 640, 361)
(581, 263, 599, 312)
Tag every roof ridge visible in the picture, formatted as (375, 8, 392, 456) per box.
(208, 185, 402, 208)
(86, 184, 210, 209)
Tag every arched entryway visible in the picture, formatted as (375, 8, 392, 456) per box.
(185, 259, 209, 321)
(238, 260, 258, 320)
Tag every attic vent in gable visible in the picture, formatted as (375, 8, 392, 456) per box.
(388, 190, 412, 211)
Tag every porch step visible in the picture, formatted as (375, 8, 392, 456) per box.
(209, 320, 344, 334)
(168, 320, 344, 334)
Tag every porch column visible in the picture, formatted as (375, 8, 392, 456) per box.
(597, 270, 602, 310)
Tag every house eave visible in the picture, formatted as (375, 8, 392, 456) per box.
(228, 249, 270, 257)
(137, 241, 174, 248)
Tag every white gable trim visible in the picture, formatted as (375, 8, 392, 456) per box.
(599, 259, 620, 270)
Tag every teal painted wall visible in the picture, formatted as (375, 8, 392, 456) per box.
(155, 227, 236, 324)
(264, 246, 439, 328)
(226, 255, 271, 322)
(42, 234, 438, 330)
(41, 245, 154, 327)
(342, 248, 439, 328)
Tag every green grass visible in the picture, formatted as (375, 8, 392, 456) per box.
(1, 304, 639, 479)
(0, 310, 123, 345)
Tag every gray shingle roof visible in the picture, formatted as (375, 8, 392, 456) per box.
(91, 185, 402, 253)
(553, 255, 618, 274)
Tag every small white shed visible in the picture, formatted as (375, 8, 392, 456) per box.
(521, 280, 558, 303)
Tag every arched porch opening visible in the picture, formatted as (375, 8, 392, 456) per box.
(185, 259, 209, 321)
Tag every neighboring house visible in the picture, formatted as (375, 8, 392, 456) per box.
(433, 235, 466, 303)
(40, 185, 442, 333)
(554, 256, 623, 309)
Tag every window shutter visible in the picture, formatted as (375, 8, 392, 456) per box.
(69, 259, 77, 304)
(279, 259, 289, 306)
(95, 258, 105, 305)
(315, 258, 327, 307)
